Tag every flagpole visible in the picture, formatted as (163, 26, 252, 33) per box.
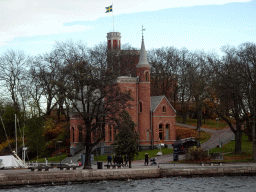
(112, 3, 114, 32)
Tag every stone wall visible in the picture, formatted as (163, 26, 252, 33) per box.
(1, 165, 256, 187)
(161, 165, 256, 177)
(0, 168, 160, 186)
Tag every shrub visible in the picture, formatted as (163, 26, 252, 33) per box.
(187, 146, 208, 161)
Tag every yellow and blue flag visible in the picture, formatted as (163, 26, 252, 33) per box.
(105, 5, 112, 13)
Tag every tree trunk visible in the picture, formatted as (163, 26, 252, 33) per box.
(182, 102, 187, 124)
(197, 105, 202, 130)
(234, 121, 242, 154)
(182, 112, 187, 124)
(128, 158, 132, 168)
(83, 131, 92, 169)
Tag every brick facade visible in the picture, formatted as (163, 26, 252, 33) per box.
(70, 32, 176, 152)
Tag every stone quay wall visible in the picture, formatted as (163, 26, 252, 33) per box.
(1, 165, 256, 187)
(0, 168, 160, 186)
(160, 165, 256, 177)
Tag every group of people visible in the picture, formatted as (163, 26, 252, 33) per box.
(107, 154, 128, 166)
(107, 153, 154, 166)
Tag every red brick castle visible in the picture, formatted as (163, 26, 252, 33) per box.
(70, 31, 176, 153)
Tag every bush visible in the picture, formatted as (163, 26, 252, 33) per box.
(187, 146, 208, 161)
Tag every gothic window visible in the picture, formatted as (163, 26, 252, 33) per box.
(145, 72, 150, 82)
(162, 106, 166, 113)
(139, 101, 142, 113)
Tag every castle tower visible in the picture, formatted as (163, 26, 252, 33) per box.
(107, 32, 121, 50)
(136, 29, 151, 147)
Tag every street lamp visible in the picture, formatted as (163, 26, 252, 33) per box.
(57, 141, 62, 166)
(216, 118, 220, 147)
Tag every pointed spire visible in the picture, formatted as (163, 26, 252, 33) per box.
(137, 26, 151, 68)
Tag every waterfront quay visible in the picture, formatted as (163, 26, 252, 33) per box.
(0, 162, 256, 187)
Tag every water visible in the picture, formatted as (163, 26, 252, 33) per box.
(2, 176, 256, 192)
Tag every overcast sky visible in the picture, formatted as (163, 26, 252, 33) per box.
(0, 0, 255, 56)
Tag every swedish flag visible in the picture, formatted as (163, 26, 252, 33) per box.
(105, 5, 112, 13)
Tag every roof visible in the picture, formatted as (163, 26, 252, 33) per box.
(136, 37, 151, 68)
(150, 95, 176, 113)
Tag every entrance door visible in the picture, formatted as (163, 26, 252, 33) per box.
(166, 124, 170, 140)
(159, 124, 163, 142)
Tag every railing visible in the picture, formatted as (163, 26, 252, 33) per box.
(27, 162, 70, 167)
(73, 143, 86, 155)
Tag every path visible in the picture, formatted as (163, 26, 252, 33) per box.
(176, 123, 235, 150)
(154, 123, 235, 164)
(62, 123, 235, 164)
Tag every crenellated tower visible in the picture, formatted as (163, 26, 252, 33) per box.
(107, 32, 121, 50)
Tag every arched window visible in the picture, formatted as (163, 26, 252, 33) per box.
(139, 101, 142, 113)
(145, 72, 150, 82)
(162, 106, 166, 113)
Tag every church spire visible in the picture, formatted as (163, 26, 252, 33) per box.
(136, 26, 151, 68)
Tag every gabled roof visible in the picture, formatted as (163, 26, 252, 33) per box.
(150, 95, 176, 113)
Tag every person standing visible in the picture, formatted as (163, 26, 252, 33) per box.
(124, 154, 128, 166)
(113, 154, 116, 165)
(107, 155, 112, 165)
(145, 153, 149, 166)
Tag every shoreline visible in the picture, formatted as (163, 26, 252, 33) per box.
(0, 163, 256, 187)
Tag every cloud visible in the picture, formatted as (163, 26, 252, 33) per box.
(0, 0, 252, 46)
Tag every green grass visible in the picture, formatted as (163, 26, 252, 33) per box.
(176, 117, 228, 130)
(209, 133, 252, 154)
(29, 154, 68, 163)
(197, 131, 211, 144)
(208, 133, 256, 162)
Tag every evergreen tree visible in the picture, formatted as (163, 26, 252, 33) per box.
(113, 111, 139, 168)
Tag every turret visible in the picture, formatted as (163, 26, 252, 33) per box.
(137, 27, 151, 148)
(107, 32, 121, 50)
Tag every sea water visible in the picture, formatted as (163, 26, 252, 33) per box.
(2, 176, 256, 192)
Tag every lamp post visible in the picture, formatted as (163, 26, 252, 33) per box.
(216, 118, 220, 147)
(57, 141, 62, 166)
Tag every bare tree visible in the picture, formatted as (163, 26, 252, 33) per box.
(209, 45, 252, 154)
(0, 50, 28, 110)
(177, 49, 193, 123)
(30, 53, 60, 116)
(187, 52, 210, 130)
(61, 60, 131, 169)
(148, 47, 179, 107)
